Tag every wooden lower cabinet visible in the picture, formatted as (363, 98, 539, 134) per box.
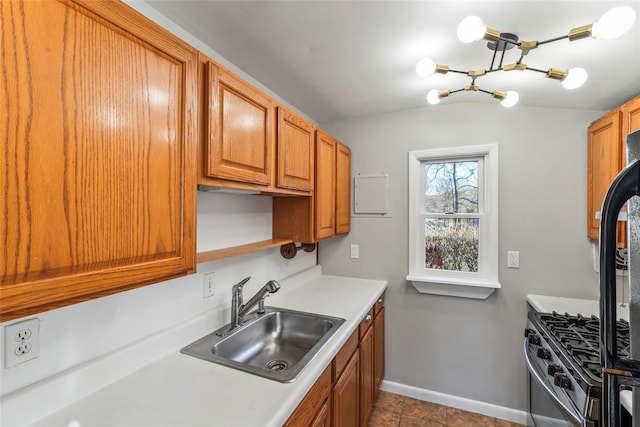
(332, 349, 360, 427)
(359, 321, 375, 427)
(310, 399, 331, 427)
(374, 304, 385, 393)
(285, 366, 332, 427)
(288, 296, 385, 427)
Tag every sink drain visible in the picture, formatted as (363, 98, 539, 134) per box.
(265, 359, 289, 372)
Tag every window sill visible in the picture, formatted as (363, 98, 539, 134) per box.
(406, 274, 501, 300)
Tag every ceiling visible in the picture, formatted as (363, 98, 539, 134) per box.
(146, 1, 640, 123)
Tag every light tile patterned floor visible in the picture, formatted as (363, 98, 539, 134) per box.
(367, 391, 525, 427)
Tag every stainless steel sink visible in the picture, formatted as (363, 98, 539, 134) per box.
(180, 306, 346, 382)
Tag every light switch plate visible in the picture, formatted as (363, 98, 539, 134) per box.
(203, 272, 215, 298)
(350, 244, 360, 259)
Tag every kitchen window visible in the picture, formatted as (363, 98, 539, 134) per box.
(407, 144, 501, 299)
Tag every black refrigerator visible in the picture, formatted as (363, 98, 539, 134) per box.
(600, 128, 640, 427)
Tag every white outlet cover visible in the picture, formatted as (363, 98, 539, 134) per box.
(4, 318, 40, 368)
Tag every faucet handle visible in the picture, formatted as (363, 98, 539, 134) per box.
(233, 276, 251, 292)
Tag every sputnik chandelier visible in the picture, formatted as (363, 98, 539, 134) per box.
(416, 6, 636, 107)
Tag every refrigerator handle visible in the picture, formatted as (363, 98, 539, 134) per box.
(599, 157, 640, 427)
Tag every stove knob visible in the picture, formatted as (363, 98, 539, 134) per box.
(553, 373, 571, 389)
(528, 333, 541, 345)
(524, 328, 534, 338)
(547, 363, 562, 376)
(536, 347, 551, 360)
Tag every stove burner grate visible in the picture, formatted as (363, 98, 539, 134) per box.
(536, 312, 630, 382)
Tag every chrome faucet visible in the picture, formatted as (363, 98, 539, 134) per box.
(224, 277, 281, 333)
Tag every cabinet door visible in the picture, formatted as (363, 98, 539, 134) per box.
(587, 110, 623, 244)
(285, 366, 332, 427)
(374, 307, 385, 393)
(336, 142, 351, 235)
(622, 95, 640, 139)
(277, 107, 315, 191)
(359, 326, 374, 427)
(204, 63, 274, 185)
(333, 349, 360, 427)
(315, 130, 337, 239)
(310, 398, 331, 427)
(0, 0, 197, 321)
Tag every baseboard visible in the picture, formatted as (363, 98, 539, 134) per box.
(380, 380, 528, 425)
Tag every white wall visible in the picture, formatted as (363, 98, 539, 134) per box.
(318, 103, 606, 411)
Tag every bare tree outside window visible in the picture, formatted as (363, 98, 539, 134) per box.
(424, 161, 479, 272)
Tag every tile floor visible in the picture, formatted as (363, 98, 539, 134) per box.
(367, 391, 525, 427)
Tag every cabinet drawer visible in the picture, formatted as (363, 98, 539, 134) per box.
(359, 308, 374, 339)
(333, 329, 359, 382)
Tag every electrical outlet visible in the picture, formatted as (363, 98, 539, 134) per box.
(203, 272, 215, 298)
(5, 318, 39, 368)
(507, 251, 520, 269)
(350, 244, 360, 259)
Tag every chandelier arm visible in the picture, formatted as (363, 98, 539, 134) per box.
(489, 47, 499, 70)
(485, 68, 502, 74)
(448, 69, 469, 74)
(525, 66, 547, 74)
(498, 47, 507, 69)
(477, 88, 493, 95)
(537, 35, 569, 45)
(450, 88, 466, 94)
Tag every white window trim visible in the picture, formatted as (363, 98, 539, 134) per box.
(407, 144, 501, 299)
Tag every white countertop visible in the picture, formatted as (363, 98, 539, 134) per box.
(30, 271, 387, 427)
(526, 294, 633, 416)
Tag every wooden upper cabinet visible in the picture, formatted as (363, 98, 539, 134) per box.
(315, 130, 337, 240)
(336, 142, 352, 235)
(622, 95, 640, 141)
(203, 61, 275, 186)
(586, 94, 640, 246)
(0, 0, 197, 321)
(277, 107, 315, 192)
(587, 110, 623, 244)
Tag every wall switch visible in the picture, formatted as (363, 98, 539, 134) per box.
(4, 318, 40, 368)
(203, 272, 215, 298)
(350, 244, 360, 259)
(507, 251, 520, 269)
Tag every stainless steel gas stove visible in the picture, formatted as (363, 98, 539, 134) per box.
(525, 311, 631, 427)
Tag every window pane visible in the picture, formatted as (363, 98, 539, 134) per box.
(424, 161, 478, 213)
(425, 218, 478, 272)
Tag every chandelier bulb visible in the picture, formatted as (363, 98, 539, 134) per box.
(457, 16, 486, 43)
(426, 89, 442, 105)
(562, 67, 588, 89)
(592, 6, 636, 39)
(416, 58, 436, 78)
(501, 91, 519, 107)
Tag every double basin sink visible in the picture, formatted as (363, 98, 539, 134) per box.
(181, 306, 345, 382)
